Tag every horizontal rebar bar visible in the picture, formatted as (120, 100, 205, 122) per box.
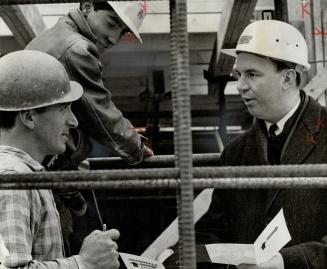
(0, 164, 327, 189)
(1, 177, 327, 190)
(88, 153, 220, 169)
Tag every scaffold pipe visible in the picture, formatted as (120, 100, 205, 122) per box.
(0, 164, 327, 189)
(88, 153, 220, 169)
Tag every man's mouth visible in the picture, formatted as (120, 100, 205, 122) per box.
(62, 133, 69, 140)
(242, 97, 255, 105)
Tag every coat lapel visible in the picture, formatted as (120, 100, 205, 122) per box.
(281, 95, 321, 164)
(265, 94, 322, 215)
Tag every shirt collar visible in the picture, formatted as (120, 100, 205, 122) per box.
(0, 145, 44, 172)
(265, 96, 301, 136)
(68, 9, 98, 44)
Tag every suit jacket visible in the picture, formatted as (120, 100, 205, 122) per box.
(196, 92, 327, 269)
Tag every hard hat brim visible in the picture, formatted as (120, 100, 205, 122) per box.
(220, 49, 311, 71)
(0, 81, 83, 111)
(108, 1, 143, 43)
(220, 49, 237, 57)
(62, 81, 84, 103)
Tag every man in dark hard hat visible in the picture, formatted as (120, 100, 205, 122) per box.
(164, 20, 327, 269)
(0, 50, 120, 269)
(26, 0, 153, 254)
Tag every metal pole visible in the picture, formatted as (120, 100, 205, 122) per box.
(1, 164, 327, 183)
(170, 0, 196, 267)
(1, 177, 327, 190)
(0, 0, 162, 4)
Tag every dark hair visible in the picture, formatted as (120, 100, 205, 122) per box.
(271, 59, 301, 87)
(0, 111, 18, 129)
(0, 107, 47, 130)
(79, 0, 113, 11)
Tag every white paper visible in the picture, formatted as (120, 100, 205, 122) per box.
(254, 209, 291, 264)
(205, 243, 256, 265)
(205, 209, 291, 266)
(120, 252, 165, 269)
(0, 235, 9, 269)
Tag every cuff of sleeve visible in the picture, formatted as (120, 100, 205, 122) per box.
(280, 246, 308, 269)
(125, 136, 144, 165)
(73, 255, 88, 269)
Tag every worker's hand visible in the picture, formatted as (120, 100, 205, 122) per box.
(237, 253, 284, 269)
(78, 229, 120, 269)
(143, 144, 154, 157)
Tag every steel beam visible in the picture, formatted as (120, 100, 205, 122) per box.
(0, 5, 46, 46)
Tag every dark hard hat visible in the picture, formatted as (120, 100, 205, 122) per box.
(0, 50, 83, 111)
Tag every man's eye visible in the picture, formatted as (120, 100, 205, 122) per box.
(249, 73, 257, 78)
(108, 21, 115, 27)
(232, 70, 240, 80)
(60, 105, 69, 112)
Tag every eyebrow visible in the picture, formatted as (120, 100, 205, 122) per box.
(235, 68, 262, 74)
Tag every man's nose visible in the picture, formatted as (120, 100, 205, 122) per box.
(109, 31, 121, 44)
(237, 75, 250, 93)
(67, 110, 78, 128)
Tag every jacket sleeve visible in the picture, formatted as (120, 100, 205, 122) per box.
(280, 241, 327, 269)
(62, 39, 143, 164)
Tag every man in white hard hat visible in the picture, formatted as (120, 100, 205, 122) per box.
(165, 20, 327, 269)
(0, 50, 120, 269)
(26, 0, 153, 255)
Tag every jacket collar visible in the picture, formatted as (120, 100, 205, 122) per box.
(0, 145, 44, 172)
(253, 90, 320, 164)
(67, 9, 97, 44)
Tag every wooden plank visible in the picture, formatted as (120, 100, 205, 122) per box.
(37, 1, 223, 15)
(42, 13, 221, 33)
(109, 33, 216, 52)
(102, 51, 211, 66)
(0, 5, 46, 46)
(213, 0, 258, 76)
(303, 66, 327, 102)
(0, 35, 21, 54)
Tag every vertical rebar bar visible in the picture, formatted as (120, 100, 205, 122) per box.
(169, 0, 196, 268)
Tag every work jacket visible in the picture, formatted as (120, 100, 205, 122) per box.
(196, 91, 327, 268)
(26, 9, 143, 165)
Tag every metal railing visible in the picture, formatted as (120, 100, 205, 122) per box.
(1, 164, 327, 190)
(88, 153, 221, 169)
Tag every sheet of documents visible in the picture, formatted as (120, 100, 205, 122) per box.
(120, 252, 165, 269)
(0, 235, 9, 269)
(205, 209, 291, 266)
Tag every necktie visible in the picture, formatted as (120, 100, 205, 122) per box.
(268, 124, 278, 164)
(269, 124, 278, 137)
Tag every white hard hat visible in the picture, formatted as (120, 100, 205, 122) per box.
(108, 1, 146, 43)
(221, 20, 310, 71)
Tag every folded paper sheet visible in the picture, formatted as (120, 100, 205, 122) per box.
(205, 209, 291, 266)
(120, 252, 165, 269)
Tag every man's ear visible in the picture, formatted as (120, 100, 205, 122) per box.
(19, 110, 35, 130)
(80, 0, 94, 16)
(281, 69, 297, 90)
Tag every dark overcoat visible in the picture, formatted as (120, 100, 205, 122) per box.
(196, 92, 327, 269)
